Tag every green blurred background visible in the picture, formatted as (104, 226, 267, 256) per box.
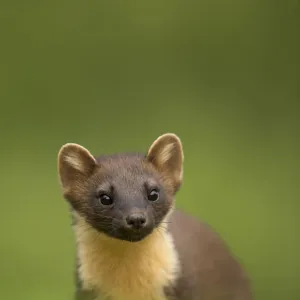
(0, 1, 299, 299)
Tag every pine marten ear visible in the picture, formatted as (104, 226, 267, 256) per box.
(57, 143, 98, 191)
(147, 133, 184, 191)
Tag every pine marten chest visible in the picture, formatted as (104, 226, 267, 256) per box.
(75, 215, 180, 300)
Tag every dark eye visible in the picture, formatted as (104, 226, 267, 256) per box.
(147, 189, 159, 202)
(98, 193, 113, 206)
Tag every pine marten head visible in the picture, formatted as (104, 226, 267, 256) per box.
(57, 133, 184, 242)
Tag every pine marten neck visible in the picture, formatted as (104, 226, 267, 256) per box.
(74, 212, 179, 300)
(58, 134, 183, 300)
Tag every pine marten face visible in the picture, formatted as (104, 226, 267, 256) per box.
(58, 134, 184, 242)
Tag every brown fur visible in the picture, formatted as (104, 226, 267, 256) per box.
(57, 133, 252, 300)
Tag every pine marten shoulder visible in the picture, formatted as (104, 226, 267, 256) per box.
(57, 133, 252, 300)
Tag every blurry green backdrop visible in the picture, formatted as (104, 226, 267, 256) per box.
(0, 1, 299, 299)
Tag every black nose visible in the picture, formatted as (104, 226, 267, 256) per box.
(126, 213, 146, 230)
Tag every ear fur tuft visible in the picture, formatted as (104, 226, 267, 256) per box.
(147, 133, 184, 191)
(57, 143, 97, 190)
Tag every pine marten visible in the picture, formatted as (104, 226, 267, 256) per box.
(57, 133, 252, 300)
